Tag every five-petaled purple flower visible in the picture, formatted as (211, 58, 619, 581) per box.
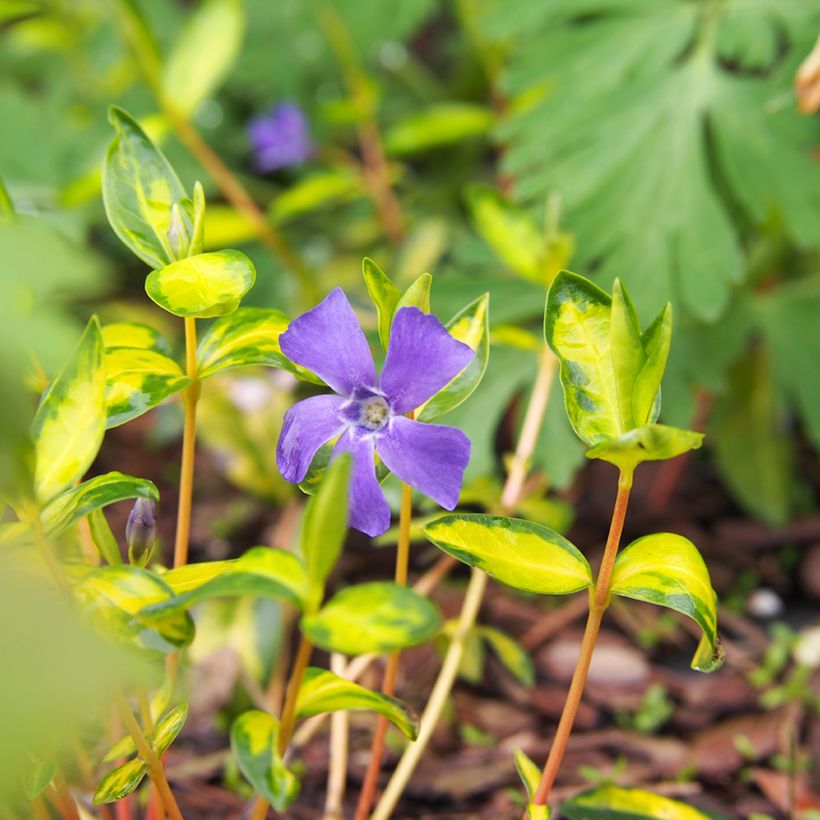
(247, 102, 314, 173)
(276, 288, 474, 537)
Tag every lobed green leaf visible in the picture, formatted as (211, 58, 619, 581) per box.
(230, 711, 299, 811)
(611, 533, 723, 672)
(145, 546, 309, 615)
(424, 514, 592, 596)
(295, 667, 418, 739)
(41, 471, 158, 537)
(145, 250, 256, 318)
(196, 306, 322, 382)
(103, 107, 189, 269)
(301, 581, 441, 655)
(32, 317, 106, 505)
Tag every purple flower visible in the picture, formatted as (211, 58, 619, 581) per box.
(276, 288, 474, 537)
(247, 102, 314, 172)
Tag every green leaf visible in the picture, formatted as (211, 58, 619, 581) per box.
(545, 271, 672, 447)
(230, 711, 299, 811)
(144, 546, 309, 615)
(32, 317, 106, 505)
(560, 784, 711, 819)
(479, 625, 534, 686)
(301, 581, 441, 655)
(103, 107, 189, 269)
(145, 250, 256, 319)
(93, 757, 147, 804)
(424, 514, 592, 596)
(196, 307, 321, 383)
(611, 533, 723, 672)
(396, 272, 432, 314)
(94, 704, 188, 804)
(585, 424, 703, 472)
(299, 456, 351, 609)
(73, 566, 195, 653)
(87, 510, 123, 565)
(465, 183, 544, 280)
(269, 167, 363, 224)
(362, 257, 401, 350)
(384, 103, 492, 156)
(40, 472, 159, 537)
(104, 347, 191, 428)
(102, 322, 168, 353)
(295, 667, 418, 739)
(22, 758, 56, 800)
(513, 748, 540, 800)
(162, 0, 245, 117)
(417, 293, 490, 422)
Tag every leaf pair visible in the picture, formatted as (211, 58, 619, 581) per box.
(546, 271, 702, 471)
(425, 515, 722, 671)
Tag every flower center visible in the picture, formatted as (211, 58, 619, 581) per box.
(357, 395, 390, 432)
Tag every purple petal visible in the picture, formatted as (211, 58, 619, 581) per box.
(380, 308, 474, 414)
(280, 288, 377, 397)
(333, 430, 391, 537)
(378, 417, 470, 509)
(277, 394, 347, 483)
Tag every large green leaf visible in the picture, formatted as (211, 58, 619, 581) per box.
(301, 581, 440, 655)
(144, 547, 309, 615)
(196, 307, 321, 382)
(94, 704, 188, 804)
(299, 456, 351, 609)
(162, 0, 245, 117)
(295, 667, 418, 739)
(417, 293, 490, 422)
(230, 711, 299, 811)
(424, 514, 592, 595)
(40, 472, 158, 537)
(145, 250, 256, 318)
(546, 271, 673, 451)
(73, 566, 195, 653)
(611, 533, 722, 672)
(480, 2, 820, 319)
(103, 107, 189, 269)
(104, 347, 191, 428)
(560, 784, 711, 819)
(32, 317, 106, 505)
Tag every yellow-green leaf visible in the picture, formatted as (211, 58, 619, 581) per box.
(22, 758, 56, 800)
(196, 307, 322, 383)
(145, 546, 310, 615)
(417, 293, 490, 422)
(395, 272, 432, 314)
(230, 711, 299, 811)
(479, 625, 534, 686)
(295, 667, 418, 740)
(300, 581, 441, 655)
(269, 167, 363, 224)
(560, 785, 711, 819)
(41, 471, 158, 537)
(103, 107, 189, 269)
(424, 514, 592, 596)
(611, 533, 723, 672)
(73, 566, 194, 653)
(102, 322, 168, 353)
(151, 702, 188, 754)
(585, 425, 704, 472)
(93, 757, 147, 804)
(104, 347, 190, 428)
(162, 0, 244, 117)
(145, 250, 256, 318)
(513, 748, 540, 801)
(32, 317, 106, 504)
(385, 103, 492, 156)
(362, 257, 400, 350)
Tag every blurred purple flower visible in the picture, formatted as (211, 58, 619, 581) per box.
(276, 288, 473, 536)
(247, 102, 314, 172)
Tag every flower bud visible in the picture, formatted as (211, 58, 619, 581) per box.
(126, 498, 157, 567)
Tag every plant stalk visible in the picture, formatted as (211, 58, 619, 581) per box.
(371, 346, 557, 820)
(354, 476, 414, 819)
(114, 692, 184, 820)
(323, 653, 350, 820)
(528, 468, 633, 812)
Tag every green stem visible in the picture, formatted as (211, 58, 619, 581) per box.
(528, 468, 633, 812)
(371, 346, 557, 820)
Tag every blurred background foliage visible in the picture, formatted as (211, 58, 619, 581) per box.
(2, 0, 820, 528)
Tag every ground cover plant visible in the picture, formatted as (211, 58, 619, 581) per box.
(2, 1, 820, 818)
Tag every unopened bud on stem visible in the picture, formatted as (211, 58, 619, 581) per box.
(126, 497, 157, 567)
